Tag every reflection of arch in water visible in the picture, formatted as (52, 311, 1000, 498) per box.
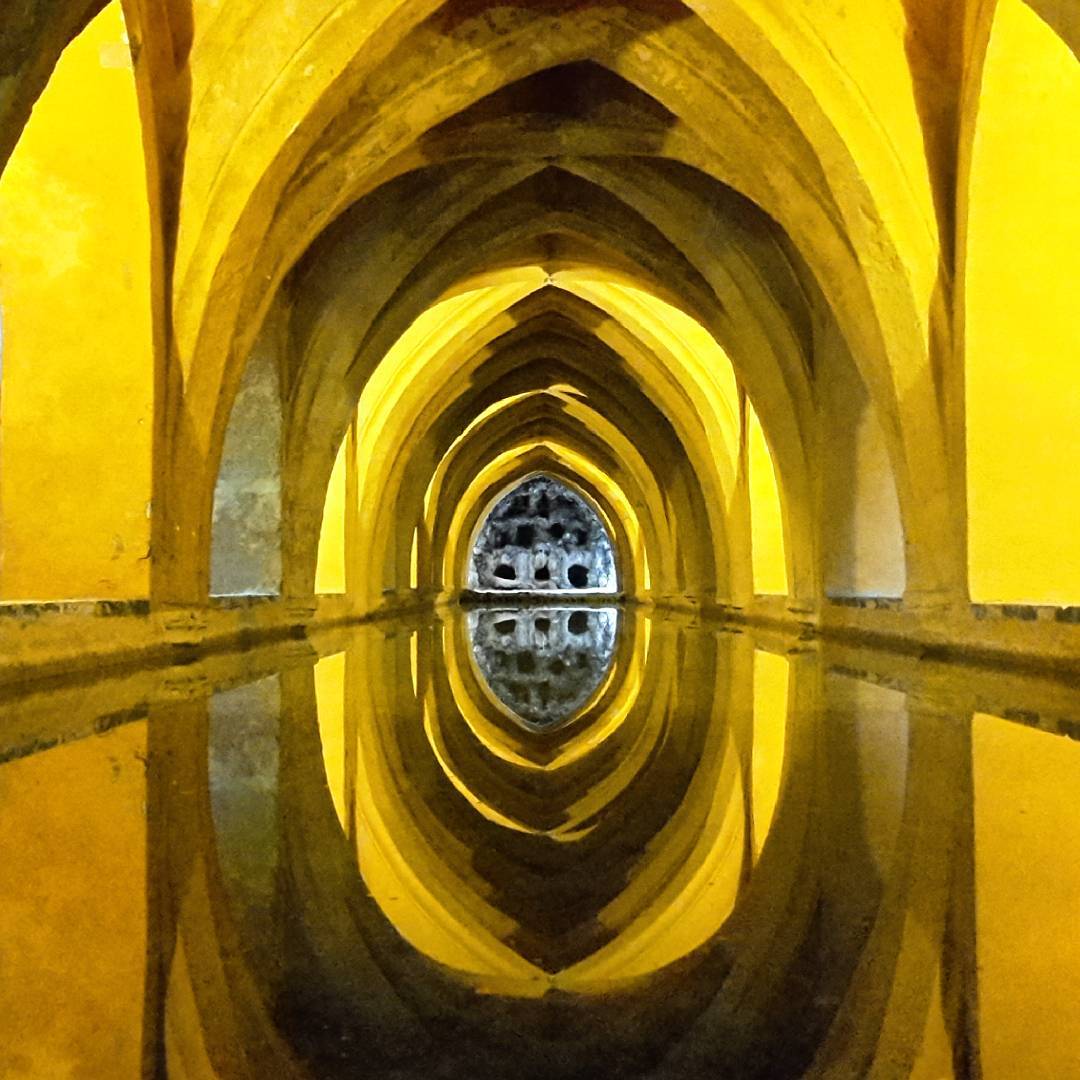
(356, 614, 754, 982)
(440, 603, 653, 789)
(466, 606, 619, 730)
(149, 626, 979, 1078)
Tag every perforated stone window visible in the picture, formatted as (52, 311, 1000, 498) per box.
(468, 475, 617, 592)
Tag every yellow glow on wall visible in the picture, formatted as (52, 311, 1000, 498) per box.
(751, 649, 789, 856)
(909, 966, 955, 1080)
(0, 3, 152, 600)
(966, 0, 1080, 604)
(315, 651, 348, 830)
(0, 724, 146, 1077)
(973, 713, 1080, 1076)
(748, 399, 788, 595)
(315, 432, 348, 594)
(561, 275, 742, 503)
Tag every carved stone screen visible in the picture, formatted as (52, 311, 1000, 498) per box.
(468, 476, 617, 592)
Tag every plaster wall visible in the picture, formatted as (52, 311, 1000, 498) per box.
(747, 398, 788, 596)
(0, 722, 147, 1077)
(965, 0, 1080, 604)
(0, 2, 152, 600)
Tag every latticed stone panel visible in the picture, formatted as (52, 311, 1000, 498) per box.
(469, 475, 617, 591)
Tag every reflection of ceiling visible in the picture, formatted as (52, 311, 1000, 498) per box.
(279, 608, 769, 996)
(467, 606, 618, 729)
(183, 606, 1010, 1078)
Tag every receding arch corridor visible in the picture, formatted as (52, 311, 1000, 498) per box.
(0, 1, 1077, 1077)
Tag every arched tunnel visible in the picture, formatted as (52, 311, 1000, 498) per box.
(0, 2, 1078, 1077)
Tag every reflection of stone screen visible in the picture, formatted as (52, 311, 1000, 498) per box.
(469, 476, 617, 591)
(468, 607, 619, 729)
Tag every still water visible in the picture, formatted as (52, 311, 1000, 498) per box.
(2, 605, 1079, 1078)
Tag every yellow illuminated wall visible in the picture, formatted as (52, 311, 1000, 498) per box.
(315, 652, 348, 829)
(973, 712, 1080, 1076)
(747, 399, 788, 596)
(315, 433, 349, 594)
(965, 0, 1080, 604)
(751, 648, 789, 856)
(0, 3, 152, 600)
(0, 724, 147, 1077)
(909, 966, 955, 1080)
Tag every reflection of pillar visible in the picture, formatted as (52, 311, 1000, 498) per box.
(208, 676, 284, 984)
(344, 418, 359, 605)
(805, 699, 972, 1078)
(142, 699, 200, 1079)
(655, 643, 822, 1077)
(816, 675, 889, 971)
(726, 632, 756, 886)
(941, 716, 983, 1078)
(145, 694, 304, 1079)
(275, 660, 433, 1068)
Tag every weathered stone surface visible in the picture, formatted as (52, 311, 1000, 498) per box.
(468, 476, 616, 592)
(211, 330, 283, 597)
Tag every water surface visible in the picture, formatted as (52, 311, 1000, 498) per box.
(2, 606, 1078, 1078)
